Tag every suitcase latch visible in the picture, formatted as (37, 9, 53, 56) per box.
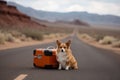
(34, 55, 42, 59)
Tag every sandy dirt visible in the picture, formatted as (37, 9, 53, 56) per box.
(78, 34, 120, 55)
(0, 35, 68, 50)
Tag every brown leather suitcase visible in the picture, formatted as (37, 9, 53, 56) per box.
(33, 48, 58, 69)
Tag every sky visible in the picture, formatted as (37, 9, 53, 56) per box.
(6, 0, 120, 16)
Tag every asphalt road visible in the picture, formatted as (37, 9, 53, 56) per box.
(0, 35, 120, 80)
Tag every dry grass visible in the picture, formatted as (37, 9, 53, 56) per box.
(0, 30, 25, 44)
(79, 32, 120, 48)
(80, 33, 91, 39)
(94, 35, 104, 42)
(19, 35, 30, 41)
(0, 21, 73, 46)
(43, 33, 66, 39)
(79, 26, 120, 48)
(0, 27, 44, 44)
(5, 33, 16, 42)
(22, 29, 43, 40)
(0, 32, 5, 44)
(10, 30, 23, 38)
(99, 36, 117, 45)
(112, 41, 120, 48)
(0, 26, 71, 45)
(79, 33, 94, 42)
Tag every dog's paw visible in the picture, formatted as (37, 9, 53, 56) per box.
(58, 67, 62, 70)
(74, 66, 78, 70)
(58, 64, 62, 70)
(65, 66, 70, 70)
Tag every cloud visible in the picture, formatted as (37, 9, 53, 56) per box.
(86, 1, 120, 15)
(64, 1, 120, 16)
(6, 0, 120, 16)
(30, 0, 59, 11)
(65, 5, 85, 12)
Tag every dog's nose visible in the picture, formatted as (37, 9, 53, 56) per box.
(61, 49, 64, 52)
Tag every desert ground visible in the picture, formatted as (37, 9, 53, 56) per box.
(1, 21, 120, 52)
(77, 25, 120, 54)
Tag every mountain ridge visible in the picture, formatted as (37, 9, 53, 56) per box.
(7, 1, 120, 25)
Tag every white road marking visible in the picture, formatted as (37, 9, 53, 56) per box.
(14, 74, 28, 80)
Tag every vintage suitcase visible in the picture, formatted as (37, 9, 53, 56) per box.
(33, 48, 58, 69)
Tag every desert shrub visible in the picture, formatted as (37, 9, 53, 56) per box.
(94, 35, 104, 41)
(22, 30, 43, 40)
(5, 33, 22, 43)
(19, 34, 27, 41)
(49, 34, 56, 38)
(112, 41, 120, 48)
(14, 39, 21, 43)
(27, 37, 32, 41)
(5, 33, 16, 42)
(58, 33, 65, 37)
(43, 33, 65, 39)
(0, 32, 5, 44)
(99, 36, 117, 45)
(80, 33, 93, 40)
(10, 31, 22, 38)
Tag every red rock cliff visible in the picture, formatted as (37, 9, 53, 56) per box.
(0, 0, 45, 28)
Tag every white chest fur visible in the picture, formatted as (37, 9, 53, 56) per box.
(57, 52, 67, 67)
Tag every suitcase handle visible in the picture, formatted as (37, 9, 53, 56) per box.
(47, 46, 55, 49)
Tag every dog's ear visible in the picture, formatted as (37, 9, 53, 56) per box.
(66, 40, 71, 48)
(56, 40, 61, 46)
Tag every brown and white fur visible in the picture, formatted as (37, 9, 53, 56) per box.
(56, 40, 78, 70)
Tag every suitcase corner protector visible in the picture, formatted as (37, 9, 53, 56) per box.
(33, 49, 36, 55)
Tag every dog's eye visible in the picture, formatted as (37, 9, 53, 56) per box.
(60, 47, 62, 48)
(64, 47, 66, 48)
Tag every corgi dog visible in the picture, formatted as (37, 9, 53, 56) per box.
(56, 40, 78, 70)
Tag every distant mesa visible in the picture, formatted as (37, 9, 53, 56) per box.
(71, 19, 90, 26)
(55, 19, 90, 27)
